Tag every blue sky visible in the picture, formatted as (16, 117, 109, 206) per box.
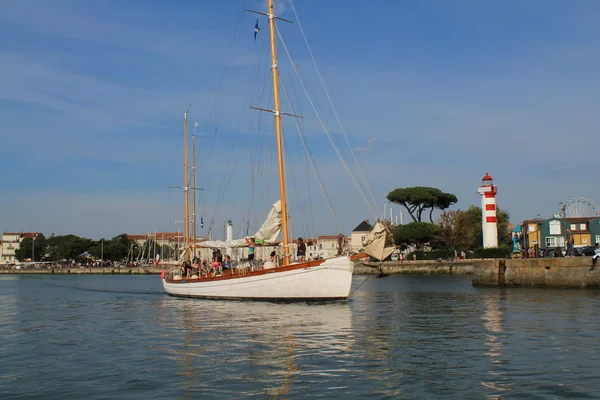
(1, 0, 599, 240)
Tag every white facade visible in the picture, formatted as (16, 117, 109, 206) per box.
(1, 232, 41, 263)
(351, 220, 373, 253)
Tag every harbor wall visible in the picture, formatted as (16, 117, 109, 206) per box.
(353, 260, 480, 275)
(472, 257, 600, 288)
(0, 267, 163, 275)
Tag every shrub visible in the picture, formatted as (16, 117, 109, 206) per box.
(472, 246, 511, 259)
(407, 249, 453, 261)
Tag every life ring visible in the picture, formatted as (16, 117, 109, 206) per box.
(161, 269, 165, 279)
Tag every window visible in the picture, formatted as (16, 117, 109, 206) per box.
(582, 238, 588, 243)
(528, 225, 536, 232)
(596, 235, 600, 245)
(570, 224, 577, 230)
(361, 236, 367, 243)
(549, 220, 561, 235)
(546, 237, 565, 247)
(580, 223, 587, 231)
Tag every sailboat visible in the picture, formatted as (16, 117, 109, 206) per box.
(161, 0, 393, 301)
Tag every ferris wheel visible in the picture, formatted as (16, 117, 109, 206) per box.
(561, 197, 600, 218)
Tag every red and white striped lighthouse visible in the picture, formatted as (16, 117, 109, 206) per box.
(476, 172, 498, 248)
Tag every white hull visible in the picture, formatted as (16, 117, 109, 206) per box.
(162, 256, 354, 301)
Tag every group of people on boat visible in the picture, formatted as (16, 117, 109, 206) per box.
(180, 249, 233, 278)
(176, 235, 314, 279)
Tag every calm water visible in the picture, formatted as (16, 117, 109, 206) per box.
(1, 275, 600, 399)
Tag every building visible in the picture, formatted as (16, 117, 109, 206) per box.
(519, 217, 600, 252)
(351, 220, 372, 253)
(1, 232, 42, 263)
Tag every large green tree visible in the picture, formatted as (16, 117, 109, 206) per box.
(393, 222, 442, 250)
(387, 187, 458, 223)
(460, 206, 511, 249)
(45, 235, 93, 262)
(15, 234, 47, 262)
(437, 210, 476, 251)
(89, 234, 135, 261)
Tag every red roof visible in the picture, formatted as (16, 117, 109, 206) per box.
(3, 232, 22, 236)
(21, 232, 41, 238)
(482, 172, 493, 181)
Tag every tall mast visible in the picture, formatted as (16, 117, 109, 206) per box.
(183, 112, 190, 262)
(192, 129, 197, 260)
(267, 0, 290, 266)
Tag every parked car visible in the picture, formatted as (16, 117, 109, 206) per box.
(574, 246, 596, 257)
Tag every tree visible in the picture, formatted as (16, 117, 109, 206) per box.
(387, 187, 458, 223)
(393, 222, 442, 250)
(438, 210, 476, 251)
(15, 234, 47, 262)
(461, 206, 511, 249)
(45, 235, 93, 262)
(88, 234, 135, 261)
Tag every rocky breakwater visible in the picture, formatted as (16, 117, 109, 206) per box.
(472, 257, 600, 288)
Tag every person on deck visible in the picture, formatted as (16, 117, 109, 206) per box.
(297, 237, 306, 263)
(246, 237, 256, 264)
(224, 255, 232, 270)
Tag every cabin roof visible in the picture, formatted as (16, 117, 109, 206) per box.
(352, 220, 372, 232)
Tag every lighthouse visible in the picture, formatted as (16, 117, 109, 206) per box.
(477, 172, 498, 248)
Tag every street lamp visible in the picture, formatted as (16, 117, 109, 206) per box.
(32, 236, 36, 262)
(101, 232, 104, 266)
(559, 202, 566, 252)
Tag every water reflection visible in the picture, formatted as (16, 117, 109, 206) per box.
(481, 290, 512, 395)
(158, 299, 353, 398)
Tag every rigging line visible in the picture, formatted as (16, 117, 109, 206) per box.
(287, 70, 315, 238)
(198, 2, 246, 214)
(276, 27, 379, 221)
(279, 77, 311, 239)
(289, 0, 381, 217)
(247, 58, 272, 232)
(280, 66, 342, 233)
(207, 37, 268, 233)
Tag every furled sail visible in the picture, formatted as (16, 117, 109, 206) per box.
(362, 221, 396, 261)
(196, 200, 282, 248)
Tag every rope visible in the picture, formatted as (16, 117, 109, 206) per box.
(289, 0, 381, 218)
(349, 274, 372, 298)
(197, 2, 246, 224)
(276, 26, 380, 220)
(279, 73, 342, 233)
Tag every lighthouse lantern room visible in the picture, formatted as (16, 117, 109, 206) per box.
(477, 172, 499, 248)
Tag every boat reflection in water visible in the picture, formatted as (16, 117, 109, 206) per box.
(156, 298, 353, 398)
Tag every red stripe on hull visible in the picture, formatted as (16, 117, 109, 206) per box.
(165, 258, 328, 284)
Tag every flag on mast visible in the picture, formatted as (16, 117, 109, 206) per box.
(254, 18, 260, 40)
(200, 216, 204, 228)
(194, 121, 199, 128)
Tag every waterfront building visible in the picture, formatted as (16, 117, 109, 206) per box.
(351, 220, 372, 253)
(518, 217, 600, 253)
(1, 232, 42, 263)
